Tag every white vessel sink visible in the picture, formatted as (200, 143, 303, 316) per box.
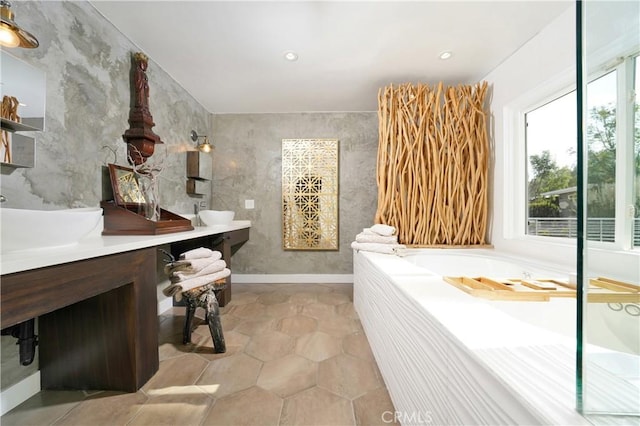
(1, 207, 103, 254)
(199, 210, 235, 226)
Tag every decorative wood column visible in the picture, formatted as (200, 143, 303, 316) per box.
(122, 52, 163, 165)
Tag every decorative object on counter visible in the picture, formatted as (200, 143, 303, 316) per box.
(375, 82, 489, 246)
(161, 247, 228, 353)
(102, 163, 193, 235)
(190, 129, 213, 153)
(127, 144, 166, 221)
(0, 0, 38, 48)
(122, 52, 163, 165)
(1, 95, 19, 163)
(282, 139, 339, 250)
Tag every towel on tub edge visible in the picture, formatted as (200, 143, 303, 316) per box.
(362, 224, 396, 237)
(355, 233, 398, 244)
(351, 241, 406, 255)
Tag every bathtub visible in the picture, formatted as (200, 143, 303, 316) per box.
(353, 249, 640, 425)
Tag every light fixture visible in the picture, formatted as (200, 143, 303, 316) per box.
(190, 130, 213, 153)
(0, 0, 38, 48)
(283, 50, 298, 61)
(438, 50, 453, 60)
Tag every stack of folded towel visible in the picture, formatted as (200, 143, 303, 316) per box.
(351, 224, 407, 255)
(162, 247, 230, 301)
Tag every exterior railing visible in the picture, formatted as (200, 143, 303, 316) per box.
(527, 217, 640, 246)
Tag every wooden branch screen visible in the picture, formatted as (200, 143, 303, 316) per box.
(375, 82, 489, 246)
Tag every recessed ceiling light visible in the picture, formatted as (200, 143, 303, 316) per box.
(439, 51, 453, 60)
(283, 51, 298, 61)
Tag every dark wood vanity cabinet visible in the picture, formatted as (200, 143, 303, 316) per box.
(0, 226, 249, 392)
(1, 248, 158, 391)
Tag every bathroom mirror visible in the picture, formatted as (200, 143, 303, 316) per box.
(0, 51, 46, 131)
(282, 139, 339, 250)
(108, 163, 146, 205)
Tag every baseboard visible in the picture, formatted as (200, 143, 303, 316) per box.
(158, 297, 173, 315)
(231, 274, 353, 283)
(0, 371, 40, 416)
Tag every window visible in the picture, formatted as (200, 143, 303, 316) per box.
(525, 90, 578, 238)
(524, 55, 638, 249)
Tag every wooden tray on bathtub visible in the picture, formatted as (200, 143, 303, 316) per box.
(443, 276, 640, 303)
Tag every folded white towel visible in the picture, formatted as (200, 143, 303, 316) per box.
(164, 257, 225, 276)
(351, 241, 406, 255)
(171, 259, 227, 283)
(162, 268, 231, 299)
(370, 224, 396, 236)
(179, 248, 222, 260)
(355, 233, 398, 244)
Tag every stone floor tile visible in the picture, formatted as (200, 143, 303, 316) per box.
(192, 330, 250, 361)
(234, 318, 276, 336)
(229, 302, 268, 319)
(317, 291, 352, 306)
(55, 391, 147, 426)
(343, 331, 376, 362)
(295, 331, 343, 362)
(318, 354, 383, 400)
(353, 387, 399, 426)
(265, 302, 300, 318)
(280, 386, 354, 426)
(256, 354, 317, 397)
(288, 292, 318, 305)
(196, 353, 262, 398)
(336, 302, 360, 319)
(277, 315, 318, 337)
(257, 292, 291, 305)
(142, 353, 209, 393)
(202, 386, 283, 426)
(128, 390, 211, 426)
(318, 316, 358, 337)
(227, 292, 259, 305)
(302, 302, 337, 321)
(244, 331, 295, 362)
(2, 391, 85, 426)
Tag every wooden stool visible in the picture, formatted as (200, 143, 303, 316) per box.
(182, 279, 227, 353)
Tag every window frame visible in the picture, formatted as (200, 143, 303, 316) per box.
(505, 54, 638, 252)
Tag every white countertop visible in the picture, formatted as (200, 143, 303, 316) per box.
(1, 220, 251, 275)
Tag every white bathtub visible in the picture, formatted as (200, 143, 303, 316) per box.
(354, 249, 640, 425)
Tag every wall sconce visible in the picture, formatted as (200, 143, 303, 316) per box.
(190, 130, 213, 153)
(0, 0, 39, 48)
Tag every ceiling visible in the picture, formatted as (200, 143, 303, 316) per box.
(91, 1, 572, 114)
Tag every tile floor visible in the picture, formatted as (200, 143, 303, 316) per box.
(1, 283, 397, 426)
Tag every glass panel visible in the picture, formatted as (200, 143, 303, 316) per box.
(580, 0, 640, 422)
(525, 92, 578, 238)
(586, 71, 617, 242)
(634, 56, 640, 248)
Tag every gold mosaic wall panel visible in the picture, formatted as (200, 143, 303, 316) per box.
(282, 139, 339, 250)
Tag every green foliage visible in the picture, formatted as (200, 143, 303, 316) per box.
(529, 198, 560, 218)
(528, 151, 576, 198)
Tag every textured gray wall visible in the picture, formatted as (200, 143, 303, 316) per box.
(1, 1, 210, 212)
(0, 1, 210, 392)
(210, 113, 379, 275)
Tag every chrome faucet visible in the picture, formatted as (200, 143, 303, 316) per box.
(0, 195, 6, 203)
